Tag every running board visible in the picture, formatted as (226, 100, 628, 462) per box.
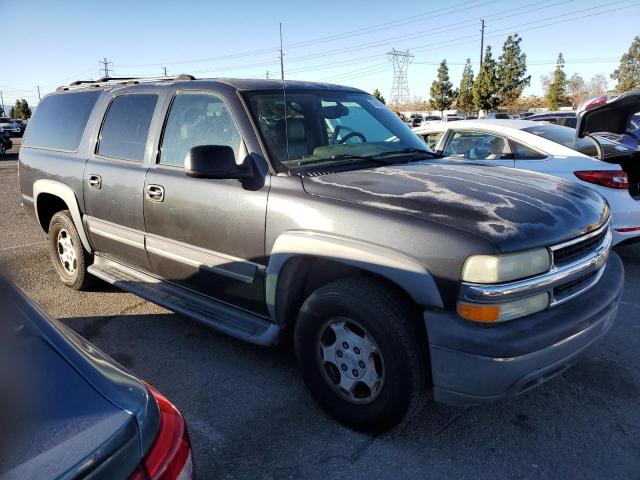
(88, 256, 280, 346)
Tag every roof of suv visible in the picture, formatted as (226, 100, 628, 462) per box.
(56, 76, 366, 94)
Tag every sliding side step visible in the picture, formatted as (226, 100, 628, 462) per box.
(88, 256, 280, 346)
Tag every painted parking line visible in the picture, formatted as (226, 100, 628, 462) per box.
(0, 240, 47, 253)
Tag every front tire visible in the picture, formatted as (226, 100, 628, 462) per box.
(294, 277, 428, 432)
(48, 210, 94, 290)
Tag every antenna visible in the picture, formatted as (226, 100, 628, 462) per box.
(280, 22, 290, 161)
(387, 49, 413, 106)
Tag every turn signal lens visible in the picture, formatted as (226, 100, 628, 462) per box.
(458, 293, 549, 323)
(461, 249, 550, 284)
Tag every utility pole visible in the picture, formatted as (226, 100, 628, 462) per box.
(279, 22, 285, 83)
(266, 70, 270, 79)
(99, 57, 114, 78)
(163, 67, 168, 77)
(0, 90, 4, 116)
(36, 86, 41, 101)
(480, 19, 485, 66)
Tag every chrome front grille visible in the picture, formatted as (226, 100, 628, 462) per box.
(552, 226, 608, 267)
(461, 222, 612, 308)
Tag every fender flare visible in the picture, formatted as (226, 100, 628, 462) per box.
(33, 179, 92, 253)
(265, 231, 443, 321)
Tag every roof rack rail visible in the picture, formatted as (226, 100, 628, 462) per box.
(56, 74, 195, 92)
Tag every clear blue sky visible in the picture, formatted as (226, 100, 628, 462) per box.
(1, 0, 639, 108)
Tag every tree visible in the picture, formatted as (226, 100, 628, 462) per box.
(587, 73, 608, 95)
(496, 34, 530, 111)
(9, 99, 32, 120)
(567, 73, 587, 107)
(457, 59, 475, 116)
(547, 53, 568, 110)
(429, 60, 454, 113)
(611, 36, 640, 92)
(473, 46, 500, 112)
(372, 89, 386, 104)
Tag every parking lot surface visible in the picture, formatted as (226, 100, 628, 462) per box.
(1, 139, 639, 479)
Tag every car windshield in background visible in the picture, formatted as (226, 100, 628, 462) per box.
(522, 123, 634, 158)
(245, 91, 432, 172)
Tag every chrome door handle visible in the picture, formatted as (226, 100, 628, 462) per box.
(88, 174, 102, 189)
(145, 184, 165, 202)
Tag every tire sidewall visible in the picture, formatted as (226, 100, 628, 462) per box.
(295, 287, 418, 430)
(48, 212, 85, 289)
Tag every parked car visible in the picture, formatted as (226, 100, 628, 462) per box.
(0, 274, 194, 480)
(484, 112, 511, 120)
(19, 75, 623, 431)
(0, 132, 12, 155)
(10, 119, 26, 136)
(527, 111, 577, 128)
(519, 112, 535, 119)
(0, 117, 20, 136)
(410, 113, 423, 127)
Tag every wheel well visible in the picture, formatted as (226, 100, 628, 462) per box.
(36, 193, 69, 233)
(275, 256, 423, 333)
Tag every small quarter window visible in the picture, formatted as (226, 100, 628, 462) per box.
(97, 94, 157, 161)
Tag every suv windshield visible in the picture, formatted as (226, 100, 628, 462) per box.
(522, 124, 634, 158)
(245, 90, 432, 172)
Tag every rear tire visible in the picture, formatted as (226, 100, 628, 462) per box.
(48, 210, 94, 291)
(294, 277, 428, 432)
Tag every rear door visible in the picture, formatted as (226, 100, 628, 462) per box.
(142, 87, 269, 315)
(83, 90, 161, 269)
(440, 130, 515, 167)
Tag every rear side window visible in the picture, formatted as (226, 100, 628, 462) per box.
(512, 142, 547, 160)
(421, 131, 443, 149)
(23, 91, 100, 151)
(443, 131, 513, 160)
(97, 94, 157, 161)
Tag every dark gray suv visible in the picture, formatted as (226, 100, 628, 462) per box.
(19, 75, 623, 431)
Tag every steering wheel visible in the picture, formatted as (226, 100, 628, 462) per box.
(330, 125, 367, 144)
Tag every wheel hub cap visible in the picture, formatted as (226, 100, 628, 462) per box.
(57, 229, 77, 275)
(317, 318, 385, 404)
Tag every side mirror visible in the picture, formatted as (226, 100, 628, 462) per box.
(184, 145, 251, 179)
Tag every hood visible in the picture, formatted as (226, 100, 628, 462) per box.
(302, 161, 610, 252)
(576, 89, 640, 139)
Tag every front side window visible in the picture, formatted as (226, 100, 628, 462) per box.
(159, 92, 242, 167)
(443, 131, 512, 160)
(97, 94, 157, 161)
(245, 91, 430, 172)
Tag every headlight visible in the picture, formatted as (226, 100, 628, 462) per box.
(457, 292, 549, 323)
(461, 248, 550, 284)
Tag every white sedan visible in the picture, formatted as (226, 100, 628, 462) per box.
(414, 119, 640, 246)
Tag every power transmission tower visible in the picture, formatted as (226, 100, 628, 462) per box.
(0, 90, 4, 116)
(163, 67, 168, 76)
(37, 86, 41, 101)
(387, 49, 413, 106)
(266, 70, 270, 79)
(99, 57, 114, 78)
(480, 19, 485, 66)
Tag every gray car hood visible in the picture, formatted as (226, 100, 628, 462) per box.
(302, 161, 610, 252)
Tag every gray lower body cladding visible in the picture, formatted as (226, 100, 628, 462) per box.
(425, 252, 624, 406)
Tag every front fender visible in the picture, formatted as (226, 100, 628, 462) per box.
(265, 230, 443, 321)
(33, 179, 92, 253)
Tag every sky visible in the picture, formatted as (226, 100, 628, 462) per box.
(1, 0, 639, 109)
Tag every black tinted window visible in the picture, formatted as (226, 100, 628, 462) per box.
(512, 142, 547, 160)
(23, 91, 100, 151)
(98, 94, 157, 161)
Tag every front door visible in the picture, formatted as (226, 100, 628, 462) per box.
(83, 92, 159, 269)
(143, 90, 269, 315)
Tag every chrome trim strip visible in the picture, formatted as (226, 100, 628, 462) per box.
(549, 221, 609, 262)
(146, 235, 261, 284)
(462, 229, 612, 305)
(86, 217, 145, 250)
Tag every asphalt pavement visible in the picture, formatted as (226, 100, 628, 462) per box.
(1, 139, 639, 479)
